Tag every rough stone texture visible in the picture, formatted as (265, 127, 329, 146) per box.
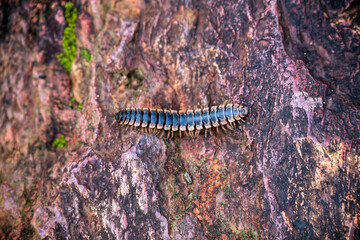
(0, 0, 359, 239)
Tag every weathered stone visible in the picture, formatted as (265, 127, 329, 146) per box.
(0, 0, 359, 239)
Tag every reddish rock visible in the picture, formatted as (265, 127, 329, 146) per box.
(0, 0, 359, 239)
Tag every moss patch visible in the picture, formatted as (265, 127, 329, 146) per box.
(52, 135, 68, 148)
(69, 97, 83, 110)
(57, 2, 78, 72)
(237, 229, 258, 240)
(80, 48, 92, 62)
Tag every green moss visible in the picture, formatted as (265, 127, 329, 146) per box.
(228, 228, 257, 240)
(237, 229, 258, 240)
(185, 192, 193, 210)
(57, 2, 78, 72)
(52, 135, 68, 148)
(80, 48, 92, 62)
(69, 97, 82, 110)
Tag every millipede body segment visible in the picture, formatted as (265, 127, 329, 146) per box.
(115, 103, 248, 138)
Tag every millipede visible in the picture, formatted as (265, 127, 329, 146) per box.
(115, 103, 248, 138)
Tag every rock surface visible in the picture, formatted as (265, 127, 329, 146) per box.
(0, 0, 359, 239)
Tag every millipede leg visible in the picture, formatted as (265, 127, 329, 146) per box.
(236, 119, 244, 128)
(158, 131, 164, 138)
(195, 130, 200, 137)
(179, 131, 182, 138)
(171, 131, 174, 138)
(166, 131, 171, 139)
(227, 124, 234, 130)
(221, 125, 227, 131)
(205, 129, 208, 137)
(209, 129, 213, 136)
(188, 131, 193, 138)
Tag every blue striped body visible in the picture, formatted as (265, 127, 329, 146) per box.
(129, 108, 136, 125)
(115, 103, 247, 136)
(216, 105, 226, 125)
(164, 110, 172, 131)
(179, 111, 186, 131)
(194, 109, 202, 130)
(201, 108, 211, 129)
(134, 109, 142, 126)
(142, 108, 149, 127)
(210, 107, 219, 127)
(172, 111, 179, 131)
(186, 110, 195, 131)
(149, 109, 157, 128)
(157, 110, 165, 129)
(225, 104, 234, 122)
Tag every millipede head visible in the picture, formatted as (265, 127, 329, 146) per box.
(238, 105, 248, 118)
(241, 106, 248, 117)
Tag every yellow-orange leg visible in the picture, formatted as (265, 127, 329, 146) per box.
(158, 130, 164, 138)
(209, 129, 214, 136)
(226, 124, 234, 130)
(195, 130, 200, 137)
(188, 131, 194, 138)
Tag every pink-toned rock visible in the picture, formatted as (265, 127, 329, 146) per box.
(0, 0, 359, 239)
